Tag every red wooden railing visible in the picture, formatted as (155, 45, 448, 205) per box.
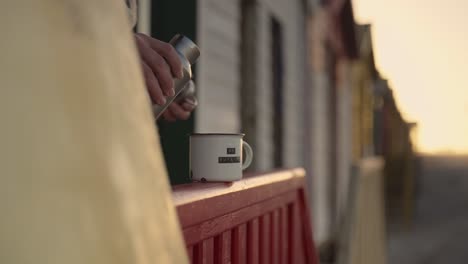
(172, 168, 319, 264)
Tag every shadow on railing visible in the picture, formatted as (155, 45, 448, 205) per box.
(172, 168, 319, 264)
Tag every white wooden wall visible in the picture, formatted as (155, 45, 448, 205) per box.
(249, 0, 307, 170)
(196, 0, 308, 171)
(196, 0, 242, 133)
(310, 72, 334, 244)
(306, 10, 334, 245)
(336, 60, 353, 226)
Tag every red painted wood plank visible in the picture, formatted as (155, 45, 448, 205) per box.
(232, 224, 247, 264)
(259, 214, 271, 264)
(280, 205, 288, 264)
(193, 243, 203, 264)
(287, 202, 298, 264)
(174, 169, 319, 264)
(270, 210, 280, 264)
(204, 238, 214, 264)
(214, 231, 232, 264)
(247, 218, 259, 264)
(294, 199, 306, 264)
(192, 239, 215, 264)
(298, 190, 319, 264)
(174, 170, 306, 227)
(182, 191, 296, 245)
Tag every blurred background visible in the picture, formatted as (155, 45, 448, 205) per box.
(136, 0, 467, 263)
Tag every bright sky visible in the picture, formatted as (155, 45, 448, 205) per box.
(352, 0, 468, 153)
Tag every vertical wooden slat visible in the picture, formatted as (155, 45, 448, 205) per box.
(296, 199, 307, 264)
(204, 238, 214, 264)
(259, 213, 271, 264)
(187, 246, 194, 263)
(193, 243, 202, 264)
(214, 231, 232, 264)
(232, 224, 247, 264)
(291, 199, 306, 264)
(192, 239, 214, 264)
(287, 203, 297, 264)
(280, 205, 288, 264)
(270, 210, 280, 264)
(298, 190, 319, 264)
(247, 218, 260, 264)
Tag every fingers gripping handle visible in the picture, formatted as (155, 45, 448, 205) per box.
(242, 141, 253, 170)
(152, 34, 199, 119)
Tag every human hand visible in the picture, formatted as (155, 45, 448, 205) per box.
(134, 33, 183, 106)
(161, 97, 198, 122)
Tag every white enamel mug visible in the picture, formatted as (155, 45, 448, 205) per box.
(189, 133, 253, 182)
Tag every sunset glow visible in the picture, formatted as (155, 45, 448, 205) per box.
(353, 0, 468, 153)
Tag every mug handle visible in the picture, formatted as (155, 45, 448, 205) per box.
(242, 141, 253, 170)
